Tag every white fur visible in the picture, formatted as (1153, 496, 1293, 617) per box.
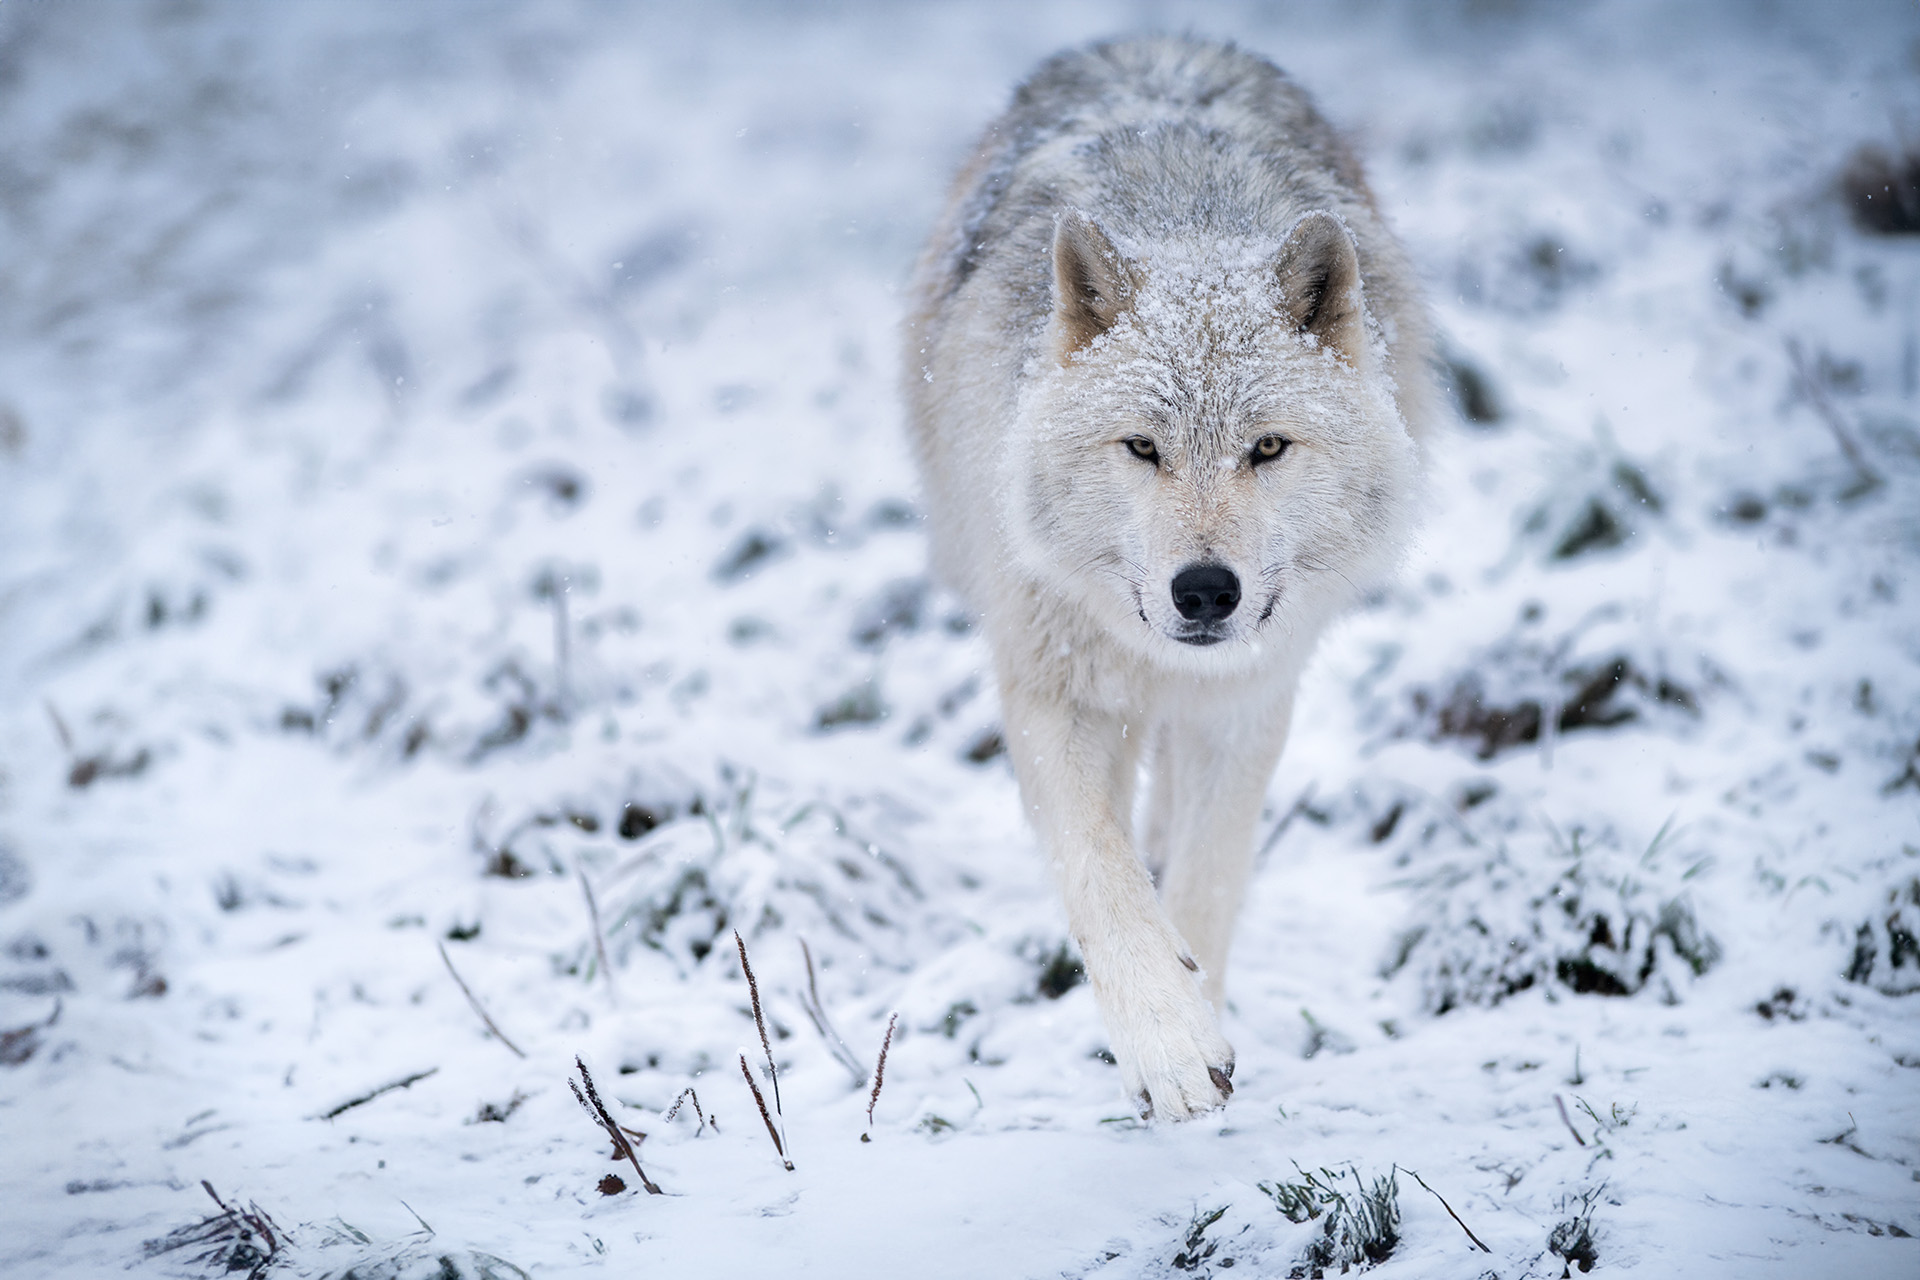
(904, 36, 1435, 1120)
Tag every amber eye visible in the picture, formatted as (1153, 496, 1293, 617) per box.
(1251, 434, 1291, 464)
(1125, 436, 1160, 464)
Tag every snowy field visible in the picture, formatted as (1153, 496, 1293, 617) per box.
(2, 1, 1918, 1276)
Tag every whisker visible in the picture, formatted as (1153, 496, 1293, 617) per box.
(1295, 557, 1359, 594)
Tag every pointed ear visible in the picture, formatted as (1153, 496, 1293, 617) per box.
(1274, 212, 1369, 368)
(1051, 209, 1133, 359)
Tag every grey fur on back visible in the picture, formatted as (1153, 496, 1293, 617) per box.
(909, 35, 1434, 432)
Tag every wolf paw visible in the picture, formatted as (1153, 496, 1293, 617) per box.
(1102, 961, 1235, 1122)
(1130, 1045, 1235, 1122)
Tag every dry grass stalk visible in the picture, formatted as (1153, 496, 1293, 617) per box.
(1554, 1093, 1587, 1147)
(578, 868, 616, 1002)
(739, 1052, 793, 1171)
(1406, 1169, 1491, 1253)
(317, 1067, 439, 1121)
(797, 936, 867, 1084)
(438, 941, 527, 1058)
(570, 1057, 663, 1195)
(142, 1181, 282, 1280)
(863, 1010, 898, 1140)
(200, 1182, 279, 1258)
(733, 932, 782, 1105)
(662, 1086, 716, 1134)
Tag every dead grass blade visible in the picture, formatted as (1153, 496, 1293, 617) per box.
(662, 1087, 716, 1134)
(863, 1010, 898, 1140)
(1407, 1168, 1491, 1253)
(570, 1057, 662, 1195)
(316, 1067, 439, 1121)
(438, 941, 527, 1058)
(1257, 783, 1318, 864)
(1554, 1093, 1587, 1146)
(578, 868, 616, 1002)
(740, 1052, 793, 1171)
(734, 933, 780, 1100)
(797, 936, 866, 1085)
(142, 1181, 282, 1280)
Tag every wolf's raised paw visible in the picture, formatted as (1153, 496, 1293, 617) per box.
(1105, 961, 1236, 1122)
(1137, 1058, 1235, 1122)
(1130, 1050, 1235, 1122)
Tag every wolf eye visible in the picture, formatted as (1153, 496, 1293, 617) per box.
(1251, 434, 1291, 465)
(1125, 436, 1160, 464)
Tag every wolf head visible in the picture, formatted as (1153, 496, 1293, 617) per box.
(1003, 209, 1419, 672)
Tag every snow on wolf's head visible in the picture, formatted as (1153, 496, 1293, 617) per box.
(1005, 208, 1419, 672)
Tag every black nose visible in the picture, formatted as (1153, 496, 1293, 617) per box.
(1170, 564, 1240, 623)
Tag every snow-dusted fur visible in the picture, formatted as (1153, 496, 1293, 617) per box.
(905, 37, 1438, 1120)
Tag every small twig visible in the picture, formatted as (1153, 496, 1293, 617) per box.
(1786, 336, 1882, 490)
(578, 869, 616, 1002)
(797, 937, 867, 1085)
(570, 1057, 662, 1194)
(1407, 1168, 1491, 1253)
(661, 1087, 716, 1134)
(437, 942, 527, 1058)
(863, 1011, 898, 1140)
(317, 1068, 439, 1120)
(733, 930, 786, 1152)
(740, 1052, 793, 1171)
(1554, 1093, 1587, 1147)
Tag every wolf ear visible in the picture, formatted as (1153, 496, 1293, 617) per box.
(1051, 209, 1133, 359)
(1275, 212, 1369, 369)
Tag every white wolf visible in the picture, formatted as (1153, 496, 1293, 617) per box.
(905, 36, 1436, 1119)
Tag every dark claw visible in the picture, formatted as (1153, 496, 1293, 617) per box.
(1179, 954, 1199, 973)
(1137, 1089, 1154, 1120)
(1208, 1065, 1234, 1098)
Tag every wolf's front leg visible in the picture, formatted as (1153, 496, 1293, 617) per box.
(1000, 680, 1234, 1121)
(1153, 697, 1294, 1009)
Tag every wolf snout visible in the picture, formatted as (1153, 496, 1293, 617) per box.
(1170, 563, 1240, 624)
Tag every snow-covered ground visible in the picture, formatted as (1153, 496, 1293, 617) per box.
(3, 2, 1917, 1276)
